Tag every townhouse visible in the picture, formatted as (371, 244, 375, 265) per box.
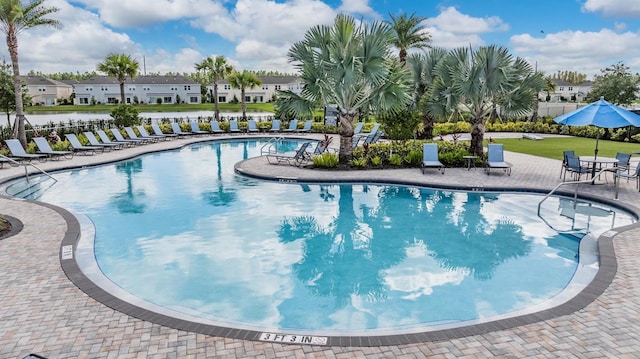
(206, 75, 302, 104)
(21, 76, 74, 106)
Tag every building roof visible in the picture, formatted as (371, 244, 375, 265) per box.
(214, 75, 301, 86)
(20, 76, 72, 87)
(76, 75, 199, 85)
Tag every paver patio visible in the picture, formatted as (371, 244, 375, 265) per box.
(1, 133, 640, 358)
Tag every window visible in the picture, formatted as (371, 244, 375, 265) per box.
(143, 87, 150, 91)
(128, 86, 135, 91)
(559, 87, 564, 91)
(38, 86, 46, 92)
(245, 96, 251, 102)
(164, 96, 172, 103)
(255, 96, 264, 102)
(79, 97, 89, 104)
(184, 85, 191, 90)
(190, 96, 198, 103)
(107, 97, 118, 104)
(224, 85, 231, 90)
(262, 84, 268, 90)
(218, 96, 226, 103)
(568, 86, 573, 91)
(85, 87, 93, 91)
(275, 85, 281, 90)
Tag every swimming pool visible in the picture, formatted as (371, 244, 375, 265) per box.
(3, 138, 635, 338)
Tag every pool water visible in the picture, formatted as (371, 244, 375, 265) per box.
(4, 139, 635, 334)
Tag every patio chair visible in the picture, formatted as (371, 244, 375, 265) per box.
(189, 121, 209, 135)
(65, 133, 102, 155)
(83, 132, 123, 151)
(353, 122, 363, 135)
(354, 123, 380, 143)
(615, 152, 632, 173)
(421, 143, 445, 174)
(97, 129, 135, 147)
(283, 119, 298, 133)
(170, 123, 193, 136)
(247, 119, 260, 133)
(150, 123, 179, 139)
(486, 143, 512, 176)
(4, 139, 47, 162)
(564, 155, 589, 181)
(560, 150, 575, 179)
(614, 161, 640, 191)
(110, 128, 146, 145)
(269, 119, 281, 132)
(136, 125, 168, 141)
(229, 120, 242, 133)
(266, 141, 312, 167)
(32, 137, 74, 160)
(209, 120, 224, 134)
(297, 120, 312, 134)
(124, 127, 156, 143)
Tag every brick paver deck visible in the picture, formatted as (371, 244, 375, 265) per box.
(1, 133, 640, 358)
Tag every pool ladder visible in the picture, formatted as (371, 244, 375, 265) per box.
(0, 154, 58, 198)
(260, 136, 287, 156)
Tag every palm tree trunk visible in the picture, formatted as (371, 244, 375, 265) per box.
(530, 97, 539, 121)
(420, 113, 435, 140)
(7, 29, 26, 147)
(241, 88, 246, 119)
(119, 82, 125, 104)
(469, 116, 485, 156)
(338, 113, 356, 164)
(213, 83, 220, 121)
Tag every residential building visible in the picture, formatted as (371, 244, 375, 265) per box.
(21, 76, 74, 106)
(206, 75, 302, 104)
(540, 80, 593, 102)
(74, 75, 202, 105)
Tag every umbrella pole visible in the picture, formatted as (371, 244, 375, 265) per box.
(594, 131, 600, 159)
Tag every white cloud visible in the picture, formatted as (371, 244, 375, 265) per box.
(338, 0, 380, 19)
(425, 6, 508, 49)
(582, 0, 640, 17)
(510, 29, 640, 78)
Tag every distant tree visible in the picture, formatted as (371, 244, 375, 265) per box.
(585, 62, 640, 105)
(195, 56, 233, 121)
(387, 12, 431, 64)
(0, 0, 60, 147)
(407, 48, 447, 138)
(551, 70, 587, 84)
(0, 59, 16, 126)
(227, 70, 262, 119)
(97, 53, 139, 104)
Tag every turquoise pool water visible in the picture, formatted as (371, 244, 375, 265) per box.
(4, 139, 634, 334)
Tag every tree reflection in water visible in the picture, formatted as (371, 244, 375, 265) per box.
(110, 159, 146, 214)
(201, 143, 237, 207)
(278, 185, 532, 311)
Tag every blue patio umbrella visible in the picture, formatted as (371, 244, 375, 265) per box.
(554, 97, 640, 158)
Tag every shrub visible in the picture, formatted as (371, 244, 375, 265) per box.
(111, 104, 141, 127)
(404, 149, 423, 166)
(389, 154, 402, 166)
(313, 153, 339, 168)
(351, 157, 368, 168)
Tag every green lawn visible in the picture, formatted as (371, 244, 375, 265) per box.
(493, 137, 640, 160)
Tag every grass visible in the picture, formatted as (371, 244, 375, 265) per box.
(26, 103, 276, 114)
(493, 137, 640, 160)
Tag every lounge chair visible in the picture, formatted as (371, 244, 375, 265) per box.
(247, 120, 260, 133)
(209, 120, 224, 134)
(353, 122, 364, 135)
(266, 141, 312, 167)
(171, 123, 193, 136)
(228, 120, 242, 133)
(189, 121, 209, 135)
(282, 119, 298, 133)
(151, 123, 179, 139)
(32, 137, 74, 160)
(83, 132, 123, 151)
(354, 123, 380, 143)
(297, 120, 312, 133)
(110, 128, 145, 145)
(124, 127, 156, 143)
(269, 119, 281, 132)
(486, 143, 512, 176)
(421, 143, 445, 174)
(4, 139, 47, 162)
(136, 125, 168, 141)
(97, 129, 135, 147)
(65, 133, 102, 155)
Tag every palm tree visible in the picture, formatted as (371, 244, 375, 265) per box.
(407, 48, 447, 139)
(226, 70, 261, 119)
(426, 45, 546, 155)
(195, 56, 233, 121)
(387, 12, 431, 64)
(276, 14, 412, 164)
(0, 0, 60, 147)
(97, 53, 140, 104)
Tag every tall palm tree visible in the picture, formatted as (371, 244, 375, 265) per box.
(195, 56, 233, 121)
(276, 14, 412, 164)
(426, 45, 546, 155)
(407, 48, 447, 139)
(226, 70, 261, 119)
(387, 12, 431, 64)
(0, 0, 60, 147)
(97, 53, 139, 105)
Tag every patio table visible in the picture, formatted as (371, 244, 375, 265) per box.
(579, 156, 618, 182)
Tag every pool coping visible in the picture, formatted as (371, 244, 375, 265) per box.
(4, 136, 640, 347)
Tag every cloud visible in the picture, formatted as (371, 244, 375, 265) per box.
(582, 0, 640, 17)
(424, 6, 508, 49)
(510, 29, 640, 78)
(337, 0, 380, 19)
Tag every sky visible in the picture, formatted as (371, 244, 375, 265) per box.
(5, 0, 640, 79)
